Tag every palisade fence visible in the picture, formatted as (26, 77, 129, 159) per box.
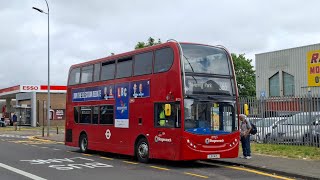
(238, 95, 320, 147)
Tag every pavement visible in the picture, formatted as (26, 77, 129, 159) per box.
(1, 126, 319, 180)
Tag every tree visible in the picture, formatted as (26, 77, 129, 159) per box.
(232, 53, 256, 97)
(135, 37, 162, 49)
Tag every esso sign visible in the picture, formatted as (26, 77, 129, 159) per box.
(21, 85, 40, 92)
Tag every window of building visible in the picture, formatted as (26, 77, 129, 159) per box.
(81, 65, 93, 83)
(283, 72, 294, 96)
(134, 52, 153, 76)
(80, 106, 91, 124)
(101, 61, 115, 81)
(116, 57, 133, 78)
(154, 47, 174, 73)
(269, 72, 280, 97)
(92, 106, 99, 124)
(154, 103, 180, 128)
(74, 107, 79, 123)
(93, 63, 101, 82)
(100, 105, 114, 125)
(68, 68, 80, 85)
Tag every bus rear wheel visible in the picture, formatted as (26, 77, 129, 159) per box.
(79, 134, 88, 153)
(136, 138, 149, 163)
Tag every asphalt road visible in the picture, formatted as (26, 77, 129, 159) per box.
(0, 134, 296, 180)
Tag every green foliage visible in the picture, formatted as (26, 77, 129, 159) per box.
(232, 53, 256, 97)
(135, 37, 162, 49)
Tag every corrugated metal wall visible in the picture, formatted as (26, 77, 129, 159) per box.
(256, 43, 320, 97)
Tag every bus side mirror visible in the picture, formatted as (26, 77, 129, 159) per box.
(244, 104, 249, 116)
(165, 104, 171, 116)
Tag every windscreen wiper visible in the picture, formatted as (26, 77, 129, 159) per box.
(184, 55, 197, 83)
(185, 95, 200, 100)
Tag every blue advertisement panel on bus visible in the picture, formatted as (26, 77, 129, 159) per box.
(115, 83, 129, 128)
(130, 80, 150, 98)
(71, 80, 150, 128)
(72, 85, 114, 102)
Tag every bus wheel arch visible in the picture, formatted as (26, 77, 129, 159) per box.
(135, 135, 150, 163)
(79, 131, 88, 153)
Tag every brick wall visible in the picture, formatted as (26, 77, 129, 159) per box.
(36, 93, 66, 126)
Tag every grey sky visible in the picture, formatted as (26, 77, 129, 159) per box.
(1, 0, 319, 89)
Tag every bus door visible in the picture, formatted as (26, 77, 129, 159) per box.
(150, 102, 181, 159)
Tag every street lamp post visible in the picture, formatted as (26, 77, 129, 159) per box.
(33, 0, 50, 137)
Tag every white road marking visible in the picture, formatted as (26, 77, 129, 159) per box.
(0, 163, 47, 180)
(0, 134, 31, 139)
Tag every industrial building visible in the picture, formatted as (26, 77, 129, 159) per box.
(255, 43, 320, 98)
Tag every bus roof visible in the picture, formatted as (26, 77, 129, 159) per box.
(70, 41, 178, 69)
(69, 42, 227, 69)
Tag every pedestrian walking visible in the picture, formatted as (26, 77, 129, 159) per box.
(12, 113, 17, 131)
(239, 114, 252, 159)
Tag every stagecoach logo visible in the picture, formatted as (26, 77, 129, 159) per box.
(205, 138, 224, 144)
(105, 129, 111, 140)
(154, 136, 172, 143)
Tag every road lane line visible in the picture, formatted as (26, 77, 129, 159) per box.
(83, 154, 93, 156)
(199, 161, 294, 180)
(53, 148, 60, 151)
(149, 166, 170, 171)
(100, 157, 113, 160)
(226, 166, 294, 180)
(0, 163, 47, 180)
(40, 147, 48, 149)
(184, 172, 209, 179)
(123, 160, 139, 165)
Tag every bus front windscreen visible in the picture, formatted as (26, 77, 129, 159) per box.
(181, 44, 231, 75)
(181, 44, 235, 96)
(184, 99, 236, 135)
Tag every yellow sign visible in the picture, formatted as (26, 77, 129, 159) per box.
(307, 50, 320, 86)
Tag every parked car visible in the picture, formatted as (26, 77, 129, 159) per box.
(254, 117, 287, 143)
(270, 112, 320, 146)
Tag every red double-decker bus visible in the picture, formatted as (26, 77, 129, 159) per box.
(65, 41, 240, 162)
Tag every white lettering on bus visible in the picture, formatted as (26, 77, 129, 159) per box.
(205, 138, 224, 144)
(188, 82, 213, 89)
(73, 90, 102, 99)
(154, 136, 172, 143)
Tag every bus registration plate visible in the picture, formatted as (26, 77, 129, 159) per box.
(207, 154, 220, 159)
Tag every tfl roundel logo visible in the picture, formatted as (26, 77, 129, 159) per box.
(205, 138, 210, 144)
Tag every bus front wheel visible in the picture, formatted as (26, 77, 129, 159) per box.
(79, 134, 88, 153)
(136, 138, 149, 163)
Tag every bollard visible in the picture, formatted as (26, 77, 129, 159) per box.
(56, 126, 59, 134)
(42, 126, 45, 137)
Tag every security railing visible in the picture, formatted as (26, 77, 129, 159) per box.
(239, 96, 320, 147)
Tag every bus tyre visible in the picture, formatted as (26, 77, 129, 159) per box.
(136, 138, 149, 163)
(79, 134, 88, 153)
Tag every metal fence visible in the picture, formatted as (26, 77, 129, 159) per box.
(239, 96, 320, 147)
